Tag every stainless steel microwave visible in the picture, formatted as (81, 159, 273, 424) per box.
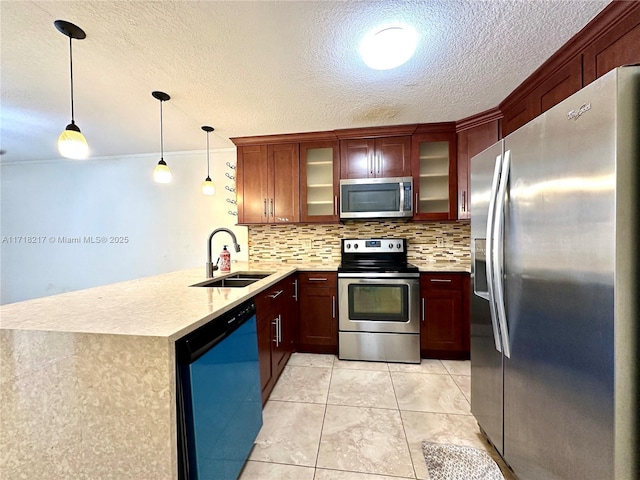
(339, 176, 413, 219)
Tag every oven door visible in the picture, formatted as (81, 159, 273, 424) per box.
(338, 276, 420, 334)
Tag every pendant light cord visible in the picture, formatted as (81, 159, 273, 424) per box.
(69, 35, 75, 123)
(206, 131, 210, 177)
(159, 99, 164, 160)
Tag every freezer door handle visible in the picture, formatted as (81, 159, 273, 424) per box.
(493, 149, 511, 358)
(485, 153, 503, 353)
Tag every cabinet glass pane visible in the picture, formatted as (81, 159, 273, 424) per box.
(306, 148, 334, 216)
(418, 141, 449, 213)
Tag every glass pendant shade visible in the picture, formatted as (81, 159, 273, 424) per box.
(202, 177, 215, 195)
(58, 124, 89, 159)
(153, 159, 172, 183)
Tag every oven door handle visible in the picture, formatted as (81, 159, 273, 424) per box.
(338, 273, 420, 279)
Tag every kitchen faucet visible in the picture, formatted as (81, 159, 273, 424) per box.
(206, 228, 241, 278)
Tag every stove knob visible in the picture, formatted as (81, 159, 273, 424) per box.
(354, 244, 359, 249)
(346, 243, 351, 249)
(389, 243, 393, 249)
(397, 243, 401, 249)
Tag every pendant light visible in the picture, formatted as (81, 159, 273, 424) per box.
(201, 126, 215, 195)
(54, 20, 89, 159)
(152, 91, 171, 183)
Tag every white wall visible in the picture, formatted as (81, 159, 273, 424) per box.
(0, 148, 247, 304)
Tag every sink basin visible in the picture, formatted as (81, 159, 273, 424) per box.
(190, 272, 274, 288)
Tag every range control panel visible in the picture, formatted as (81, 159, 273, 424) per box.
(342, 238, 406, 253)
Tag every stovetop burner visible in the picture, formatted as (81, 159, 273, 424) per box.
(338, 238, 418, 274)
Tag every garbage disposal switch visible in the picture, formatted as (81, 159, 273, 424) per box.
(175, 300, 262, 480)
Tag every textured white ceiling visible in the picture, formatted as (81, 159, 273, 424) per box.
(0, 0, 611, 163)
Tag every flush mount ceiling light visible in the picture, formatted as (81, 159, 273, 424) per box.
(359, 23, 418, 70)
(201, 126, 215, 196)
(54, 20, 89, 159)
(152, 91, 171, 184)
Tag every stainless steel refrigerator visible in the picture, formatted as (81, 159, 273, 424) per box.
(470, 65, 639, 480)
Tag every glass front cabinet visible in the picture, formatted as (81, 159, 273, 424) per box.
(411, 131, 458, 220)
(300, 141, 340, 222)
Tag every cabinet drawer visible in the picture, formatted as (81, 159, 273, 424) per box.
(421, 273, 462, 291)
(298, 272, 337, 288)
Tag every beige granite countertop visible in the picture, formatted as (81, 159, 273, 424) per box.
(0, 259, 467, 341)
(0, 262, 339, 341)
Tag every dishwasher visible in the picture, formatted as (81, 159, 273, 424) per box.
(175, 300, 262, 480)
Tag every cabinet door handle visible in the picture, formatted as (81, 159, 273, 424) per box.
(421, 298, 425, 322)
(461, 191, 467, 213)
(334, 196, 338, 216)
(308, 277, 328, 281)
(415, 193, 419, 214)
(369, 151, 374, 175)
(278, 315, 282, 343)
(377, 152, 382, 175)
(270, 198, 274, 216)
(293, 280, 298, 301)
(263, 199, 267, 216)
(272, 318, 279, 346)
(430, 278, 452, 283)
(268, 289, 284, 298)
(332, 295, 336, 318)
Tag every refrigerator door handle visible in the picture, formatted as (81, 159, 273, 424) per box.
(492, 149, 511, 358)
(485, 153, 504, 353)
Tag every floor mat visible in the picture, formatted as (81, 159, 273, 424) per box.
(422, 441, 505, 480)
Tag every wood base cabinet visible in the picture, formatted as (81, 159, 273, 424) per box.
(420, 272, 470, 360)
(297, 272, 338, 354)
(255, 275, 297, 404)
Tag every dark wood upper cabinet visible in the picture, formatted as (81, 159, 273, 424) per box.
(456, 112, 501, 220)
(236, 143, 299, 224)
(583, 2, 640, 84)
(411, 129, 457, 221)
(236, 145, 269, 224)
(340, 136, 411, 179)
(300, 140, 340, 223)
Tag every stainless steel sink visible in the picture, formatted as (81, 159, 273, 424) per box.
(190, 272, 273, 288)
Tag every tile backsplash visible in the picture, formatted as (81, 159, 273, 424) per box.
(248, 221, 470, 267)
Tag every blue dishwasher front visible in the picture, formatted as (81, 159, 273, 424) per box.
(176, 300, 263, 480)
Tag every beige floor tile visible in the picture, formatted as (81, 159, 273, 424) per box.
(388, 359, 447, 375)
(333, 358, 389, 371)
(314, 468, 415, 480)
(327, 368, 397, 409)
(287, 352, 335, 368)
(401, 410, 487, 480)
(317, 405, 414, 478)
(441, 359, 471, 376)
(392, 371, 470, 414)
(269, 365, 332, 403)
(451, 374, 471, 403)
(238, 461, 315, 480)
(249, 400, 325, 466)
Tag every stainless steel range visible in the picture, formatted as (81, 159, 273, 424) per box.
(338, 238, 420, 364)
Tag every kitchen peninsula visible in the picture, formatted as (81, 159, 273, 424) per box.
(0, 264, 303, 479)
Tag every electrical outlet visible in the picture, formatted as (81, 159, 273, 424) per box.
(436, 237, 444, 248)
(302, 239, 312, 249)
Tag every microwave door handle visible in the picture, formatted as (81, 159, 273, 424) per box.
(399, 182, 405, 213)
(486, 153, 503, 354)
